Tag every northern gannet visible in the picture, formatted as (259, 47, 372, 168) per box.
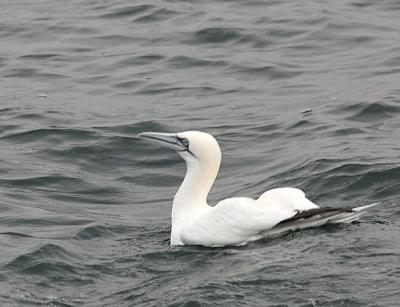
(139, 131, 377, 247)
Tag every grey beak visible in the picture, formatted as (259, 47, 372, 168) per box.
(138, 132, 186, 151)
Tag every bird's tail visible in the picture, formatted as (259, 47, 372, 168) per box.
(352, 202, 380, 212)
(329, 202, 380, 224)
(265, 202, 380, 236)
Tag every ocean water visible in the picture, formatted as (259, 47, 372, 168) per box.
(1, 0, 400, 306)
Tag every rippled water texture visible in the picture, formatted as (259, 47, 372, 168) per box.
(1, 0, 400, 306)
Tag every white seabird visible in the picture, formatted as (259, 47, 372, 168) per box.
(139, 131, 377, 247)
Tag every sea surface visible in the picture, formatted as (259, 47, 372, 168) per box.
(1, 0, 400, 306)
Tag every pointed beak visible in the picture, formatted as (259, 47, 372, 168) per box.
(138, 132, 186, 151)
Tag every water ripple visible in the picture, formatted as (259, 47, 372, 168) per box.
(100, 4, 154, 19)
(0, 0, 399, 305)
(193, 27, 244, 44)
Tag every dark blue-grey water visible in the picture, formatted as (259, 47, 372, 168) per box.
(1, 0, 400, 306)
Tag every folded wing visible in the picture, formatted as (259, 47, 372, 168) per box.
(180, 187, 377, 247)
(256, 187, 319, 211)
(180, 196, 298, 246)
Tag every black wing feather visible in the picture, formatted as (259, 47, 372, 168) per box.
(276, 207, 353, 226)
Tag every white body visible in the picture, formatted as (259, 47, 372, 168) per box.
(139, 131, 376, 247)
(174, 188, 319, 246)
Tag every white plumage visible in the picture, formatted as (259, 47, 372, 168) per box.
(139, 131, 377, 247)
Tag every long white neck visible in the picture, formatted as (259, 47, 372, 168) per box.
(170, 156, 220, 245)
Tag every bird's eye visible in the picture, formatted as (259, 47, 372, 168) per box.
(181, 138, 189, 147)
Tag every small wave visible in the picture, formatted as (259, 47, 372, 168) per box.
(337, 102, 400, 122)
(0, 24, 26, 38)
(2, 216, 93, 227)
(49, 187, 124, 205)
(287, 119, 314, 129)
(0, 124, 19, 136)
(18, 53, 61, 60)
(15, 262, 82, 280)
(0, 174, 82, 189)
(8, 113, 47, 120)
(0, 56, 6, 67)
(314, 298, 364, 306)
(4, 243, 79, 270)
(73, 224, 133, 240)
(2, 244, 96, 286)
(330, 127, 366, 136)
(38, 137, 139, 165)
(166, 56, 228, 69)
(117, 174, 180, 188)
(193, 27, 243, 44)
(100, 5, 154, 19)
(93, 120, 168, 135)
(12, 295, 77, 307)
(0, 232, 33, 238)
(230, 63, 303, 80)
(0, 107, 13, 113)
(92, 34, 135, 44)
(117, 54, 165, 67)
(3, 68, 66, 79)
(265, 159, 400, 201)
(0, 127, 98, 143)
(136, 84, 235, 96)
(112, 80, 145, 89)
(133, 8, 179, 23)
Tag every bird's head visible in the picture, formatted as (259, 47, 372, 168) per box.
(138, 131, 221, 168)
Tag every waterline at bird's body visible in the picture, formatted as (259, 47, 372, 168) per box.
(139, 131, 378, 247)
